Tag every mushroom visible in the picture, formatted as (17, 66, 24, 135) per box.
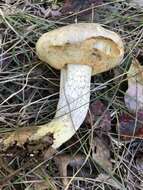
(124, 58, 143, 112)
(2, 23, 124, 150)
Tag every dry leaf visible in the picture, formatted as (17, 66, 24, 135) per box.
(53, 153, 85, 187)
(85, 100, 111, 131)
(124, 59, 143, 112)
(91, 135, 112, 172)
(86, 101, 112, 172)
(118, 113, 143, 141)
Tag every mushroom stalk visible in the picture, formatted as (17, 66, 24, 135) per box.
(56, 64, 92, 129)
(30, 64, 92, 149)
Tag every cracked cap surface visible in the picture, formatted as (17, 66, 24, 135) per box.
(36, 23, 124, 74)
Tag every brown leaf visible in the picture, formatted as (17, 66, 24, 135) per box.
(118, 112, 143, 141)
(53, 153, 85, 187)
(124, 59, 143, 112)
(85, 100, 111, 131)
(91, 135, 112, 172)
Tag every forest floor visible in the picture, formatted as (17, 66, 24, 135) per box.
(0, 0, 143, 190)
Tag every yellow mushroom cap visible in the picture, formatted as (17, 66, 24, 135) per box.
(36, 23, 124, 75)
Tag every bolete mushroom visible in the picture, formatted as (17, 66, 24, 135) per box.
(2, 23, 124, 150)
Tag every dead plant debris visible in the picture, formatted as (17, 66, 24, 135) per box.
(0, 0, 143, 189)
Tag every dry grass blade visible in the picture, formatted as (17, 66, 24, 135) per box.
(0, 0, 143, 189)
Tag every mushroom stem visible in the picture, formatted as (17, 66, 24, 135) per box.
(31, 64, 92, 149)
(56, 64, 92, 129)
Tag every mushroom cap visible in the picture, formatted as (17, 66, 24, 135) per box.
(36, 23, 124, 74)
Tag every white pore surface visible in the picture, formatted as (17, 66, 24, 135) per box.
(55, 64, 92, 130)
(124, 82, 143, 112)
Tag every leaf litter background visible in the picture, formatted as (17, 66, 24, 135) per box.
(0, 0, 143, 189)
